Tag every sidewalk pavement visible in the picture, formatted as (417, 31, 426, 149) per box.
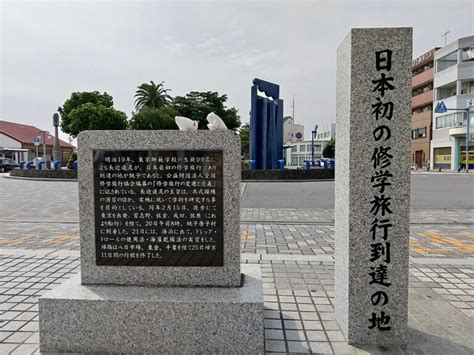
(0, 208, 472, 354)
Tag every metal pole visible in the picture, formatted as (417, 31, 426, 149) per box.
(42, 131, 46, 157)
(466, 109, 471, 173)
(52, 113, 61, 162)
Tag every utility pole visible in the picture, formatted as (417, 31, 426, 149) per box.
(291, 94, 295, 121)
(442, 30, 450, 46)
(38, 130, 47, 157)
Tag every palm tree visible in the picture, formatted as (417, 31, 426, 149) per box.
(134, 81, 172, 111)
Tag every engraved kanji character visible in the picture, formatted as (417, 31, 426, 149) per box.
(371, 98, 394, 120)
(370, 242, 391, 263)
(369, 264, 391, 287)
(372, 73, 395, 97)
(370, 218, 392, 240)
(370, 194, 393, 216)
(371, 291, 389, 306)
(371, 170, 393, 193)
(373, 125, 391, 141)
(371, 146, 393, 169)
(375, 49, 392, 71)
(368, 311, 391, 330)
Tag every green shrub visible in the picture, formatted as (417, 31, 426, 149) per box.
(67, 152, 77, 170)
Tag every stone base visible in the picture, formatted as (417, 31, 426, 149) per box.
(39, 265, 263, 354)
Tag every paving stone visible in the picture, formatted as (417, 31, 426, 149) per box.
(265, 340, 286, 352)
(287, 341, 311, 353)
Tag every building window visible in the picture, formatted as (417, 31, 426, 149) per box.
(461, 80, 474, 94)
(300, 145, 306, 152)
(435, 113, 465, 129)
(461, 47, 474, 62)
(411, 127, 427, 139)
(436, 51, 457, 72)
(418, 127, 426, 138)
(436, 83, 457, 100)
(291, 146, 297, 153)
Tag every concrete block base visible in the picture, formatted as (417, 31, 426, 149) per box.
(39, 265, 263, 354)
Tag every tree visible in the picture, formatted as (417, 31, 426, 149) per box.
(67, 103, 127, 137)
(239, 123, 250, 159)
(129, 106, 178, 130)
(323, 138, 335, 159)
(134, 81, 172, 111)
(58, 91, 127, 138)
(171, 91, 241, 130)
(58, 91, 114, 136)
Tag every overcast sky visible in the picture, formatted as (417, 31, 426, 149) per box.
(1, 0, 473, 143)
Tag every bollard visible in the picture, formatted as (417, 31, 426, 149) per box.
(26, 161, 34, 170)
(277, 159, 285, 170)
(38, 161, 45, 170)
(304, 160, 311, 174)
(19, 161, 25, 169)
(73, 160, 78, 172)
(329, 160, 335, 169)
(54, 161, 62, 171)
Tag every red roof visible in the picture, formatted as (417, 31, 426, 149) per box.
(0, 120, 75, 148)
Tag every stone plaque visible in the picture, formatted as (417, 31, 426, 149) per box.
(335, 28, 412, 345)
(93, 149, 224, 267)
(78, 130, 241, 287)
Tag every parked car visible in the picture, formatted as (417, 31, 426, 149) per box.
(0, 158, 18, 172)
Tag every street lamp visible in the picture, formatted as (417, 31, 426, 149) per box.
(311, 125, 318, 164)
(435, 101, 472, 172)
(52, 113, 61, 162)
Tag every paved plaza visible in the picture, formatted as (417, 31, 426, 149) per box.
(0, 173, 473, 354)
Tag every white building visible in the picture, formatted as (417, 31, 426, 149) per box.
(283, 116, 304, 143)
(431, 35, 474, 170)
(285, 140, 330, 166)
(316, 123, 336, 141)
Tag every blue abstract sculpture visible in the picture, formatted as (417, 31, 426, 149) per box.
(250, 78, 284, 169)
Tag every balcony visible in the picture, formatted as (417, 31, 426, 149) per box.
(412, 90, 433, 109)
(449, 125, 468, 137)
(412, 68, 434, 89)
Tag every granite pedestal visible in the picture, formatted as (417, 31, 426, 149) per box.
(40, 265, 263, 354)
(39, 130, 264, 353)
(335, 28, 412, 345)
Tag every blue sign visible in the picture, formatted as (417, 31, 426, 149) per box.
(435, 101, 447, 113)
(34, 136, 40, 146)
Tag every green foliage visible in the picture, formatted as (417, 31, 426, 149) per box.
(134, 81, 172, 111)
(171, 91, 241, 131)
(67, 152, 77, 170)
(239, 123, 250, 159)
(129, 106, 178, 130)
(67, 103, 128, 137)
(323, 138, 335, 159)
(58, 91, 114, 135)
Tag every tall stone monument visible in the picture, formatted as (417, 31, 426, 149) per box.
(39, 130, 264, 353)
(335, 28, 412, 345)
